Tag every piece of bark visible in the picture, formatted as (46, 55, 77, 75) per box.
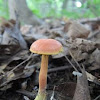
(78, 17, 100, 24)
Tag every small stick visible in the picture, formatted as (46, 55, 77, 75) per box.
(7, 53, 33, 75)
(68, 50, 82, 72)
(64, 55, 78, 72)
(0, 53, 33, 87)
(16, 89, 36, 99)
(88, 30, 100, 40)
(48, 65, 72, 73)
(94, 95, 100, 100)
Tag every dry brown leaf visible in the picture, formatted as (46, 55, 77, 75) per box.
(0, 19, 28, 49)
(73, 68, 91, 100)
(64, 20, 90, 39)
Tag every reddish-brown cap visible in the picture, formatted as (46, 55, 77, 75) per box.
(30, 39, 63, 55)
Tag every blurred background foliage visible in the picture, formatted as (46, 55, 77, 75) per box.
(0, 0, 9, 19)
(0, 0, 100, 19)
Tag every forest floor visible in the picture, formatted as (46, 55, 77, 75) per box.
(0, 17, 100, 100)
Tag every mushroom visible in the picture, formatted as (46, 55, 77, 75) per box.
(30, 39, 63, 100)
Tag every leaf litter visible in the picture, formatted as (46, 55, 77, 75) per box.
(0, 17, 100, 100)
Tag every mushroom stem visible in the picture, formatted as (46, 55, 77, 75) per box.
(39, 55, 48, 93)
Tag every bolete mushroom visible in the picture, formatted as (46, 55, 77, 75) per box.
(30, 39, 63, 100)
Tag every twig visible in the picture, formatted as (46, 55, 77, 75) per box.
(78, 17, 100, 23)
(88, 30, 100, 40)
(94, 95, 100, 100)
(16, 89, 36, 99)
(7, 53, 33, 74)
(68, 50, 82, 72)
(48, 65, 72, 73)
(62, 42, 81, 72)
(64, 55, 78, 72)
(0, 53, 33, 87)
(50, 86, 56, 100)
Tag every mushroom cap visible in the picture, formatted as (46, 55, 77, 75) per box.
(30, 39, 63, 55)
